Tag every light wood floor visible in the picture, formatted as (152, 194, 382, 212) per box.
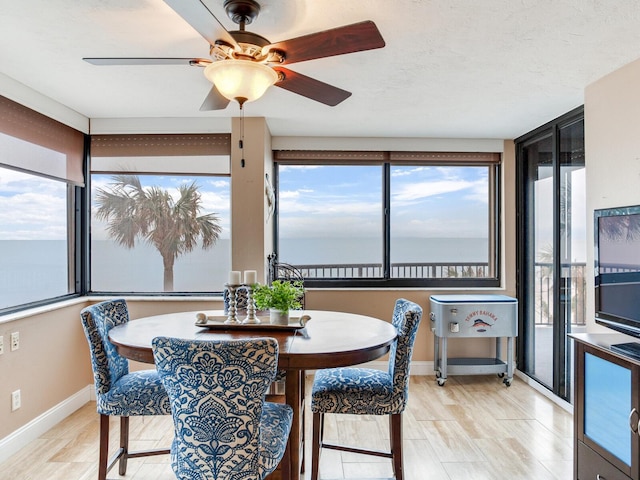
(0, 375, 573, 480)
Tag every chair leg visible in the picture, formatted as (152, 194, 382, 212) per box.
(300, 374, 306, 474)
(98, 414, 110, 480)
(390, 413, 403, 480)
(118, 416, 129, 475)
(311, 412, 323, 480)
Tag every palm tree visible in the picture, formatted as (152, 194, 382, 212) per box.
(94, 174, 222, 291)
(599, 212, 640, 241)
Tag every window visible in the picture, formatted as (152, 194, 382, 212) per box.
(0, 165, 74, 309)
(0, 96, 84, 312)
(89, 134, 232, 294)
(277, 164, 383, 278)
(275, 151, 500, 287)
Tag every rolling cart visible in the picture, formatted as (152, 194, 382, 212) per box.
(430, 294, 518, 387)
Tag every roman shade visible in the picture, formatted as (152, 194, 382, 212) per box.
(274, 150, 500, 165)
(90, 134, 232, 175)
(0, 95, 85, 185)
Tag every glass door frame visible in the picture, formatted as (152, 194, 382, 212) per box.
(516, 106, 584, 400)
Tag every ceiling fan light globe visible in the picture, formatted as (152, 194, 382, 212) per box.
(204, 59, 278, 104)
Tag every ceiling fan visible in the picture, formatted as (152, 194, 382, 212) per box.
(83, 0, 386, 110)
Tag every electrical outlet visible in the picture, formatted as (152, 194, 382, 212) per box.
(0, 335, 3, 355)
(10, 332, 19, 351)
(11, 390, 20, 411)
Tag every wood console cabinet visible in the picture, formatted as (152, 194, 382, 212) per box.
(572, 333, 640, 480)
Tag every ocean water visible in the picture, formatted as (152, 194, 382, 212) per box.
(279, 237, 488, 264)
(0, 237, 488, 308)
(0, 240, 69, 309)
(90, 239, 231, 292)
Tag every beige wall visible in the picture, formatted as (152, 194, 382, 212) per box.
(584, 56, 640, 331)
(0, 303, 92, 439)
(231, 117, 274, 282)
(0, 297, 226, 440)
(0, 124, 516, 442)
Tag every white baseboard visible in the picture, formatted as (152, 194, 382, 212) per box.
(514, 370, 573, 414)
(0, 385, 93, 464)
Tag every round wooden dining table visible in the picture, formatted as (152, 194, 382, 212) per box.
(108, 309, 397, 480)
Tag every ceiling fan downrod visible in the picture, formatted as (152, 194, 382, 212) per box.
(224, 0, 261, 31)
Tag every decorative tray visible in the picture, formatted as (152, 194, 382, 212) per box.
(195, 313, 310, 331)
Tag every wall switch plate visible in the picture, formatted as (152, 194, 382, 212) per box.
(11, 390, 20, 411)
(10, 332, 19, 351)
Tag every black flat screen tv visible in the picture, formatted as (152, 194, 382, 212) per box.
(594, 205, 640, 338)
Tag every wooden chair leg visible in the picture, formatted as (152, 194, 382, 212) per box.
(300, 372, 305, 474)
(98, 414, 110, 480)
(118, 416, 129, 475)
(311, 412, 322, 480)
(390, 413, 403, 480)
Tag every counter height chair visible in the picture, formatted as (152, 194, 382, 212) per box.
(80, 299, 171, 480)
(310, 298, 423, 480)
(152, 336, 293, 480)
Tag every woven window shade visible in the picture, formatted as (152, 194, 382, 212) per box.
(90, 134, 232, 175)
(274, 150, 388, 164)
(91, 134, 231, 157)
(0, 95, 85, 185)
(274, 150, 500, 165)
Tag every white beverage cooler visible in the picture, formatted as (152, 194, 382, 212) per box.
(429, 294, 518, 386)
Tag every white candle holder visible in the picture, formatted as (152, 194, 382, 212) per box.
(225, 284, 241, 324)
(242, 283, 260, 324)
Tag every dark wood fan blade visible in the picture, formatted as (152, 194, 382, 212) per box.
(266, 20, 385, 65)
(199, 86, 230, 111)
(273, 67, 351, 106)
(83, 57, 211, 66)
(163, 0, 240, 50)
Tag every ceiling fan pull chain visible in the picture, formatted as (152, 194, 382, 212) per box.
(240, 105, 245, 168)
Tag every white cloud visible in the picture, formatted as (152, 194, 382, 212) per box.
(392, 179, 475, 202)
(0, 190, 67, 240)
(280, 190, 303, 199)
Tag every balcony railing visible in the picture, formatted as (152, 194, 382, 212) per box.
(533, 262, 587, 326)
(292, 262, 490, 279)
(284, 260, 588, 327)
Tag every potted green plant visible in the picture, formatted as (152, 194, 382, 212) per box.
(252, 280, 304, 325)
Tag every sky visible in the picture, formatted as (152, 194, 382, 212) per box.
(1, 160, 510, 243)
(277, 164, 491, 239)
(90, 173, 231, 241)
(0, 167, 68, 240)
(0, 166, 231, 241)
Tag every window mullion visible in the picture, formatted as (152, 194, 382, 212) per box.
(383, 162, 391, 279)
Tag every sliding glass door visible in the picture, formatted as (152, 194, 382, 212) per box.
(517, 108, 585, 401)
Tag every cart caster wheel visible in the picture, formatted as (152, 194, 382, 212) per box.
(497, 373, 505, 378)
(437, 378, 446, 386)
(435, 371, 442, 378)
(503, 377, 512, 387)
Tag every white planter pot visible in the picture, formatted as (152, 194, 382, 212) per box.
(269, 309, 289, 325)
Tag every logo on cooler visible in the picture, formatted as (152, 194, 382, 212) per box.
(464, 310, 498, 332)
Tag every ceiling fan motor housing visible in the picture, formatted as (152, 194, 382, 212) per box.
(224, 0, 261, 26)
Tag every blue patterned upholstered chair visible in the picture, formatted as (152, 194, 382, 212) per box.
(152, 336, 294, 480)
(310, 298, 423, 480)
(80, 299, 171, 480)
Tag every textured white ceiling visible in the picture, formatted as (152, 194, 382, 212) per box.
(1, 0, 640, 138)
